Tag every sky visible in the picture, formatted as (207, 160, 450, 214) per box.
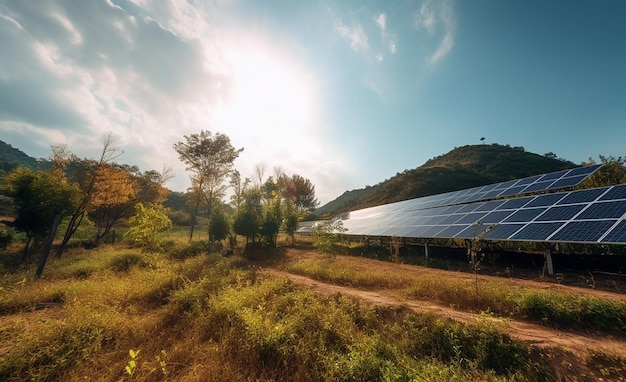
(1, 0, 625, 205)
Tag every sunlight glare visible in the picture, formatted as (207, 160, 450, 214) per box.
(216, 46, 316, 142)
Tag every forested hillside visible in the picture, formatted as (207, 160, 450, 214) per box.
(0, 141, 45, 173)
(316, 144, 577, 216)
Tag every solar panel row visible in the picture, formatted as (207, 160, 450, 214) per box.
(340, 184, 626, 245)
(346, 164, 603, 222)
(370, 163, 603, 212)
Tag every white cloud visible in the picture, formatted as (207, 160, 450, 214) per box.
(334, 19, 369, 53)
(375, 13, 386, 38)
(388, 39, 397, 54)
(413, 0, 455, 66)
(414, 1, 437, 35)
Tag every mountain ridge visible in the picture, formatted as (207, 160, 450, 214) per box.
(316, 144, 577, 216)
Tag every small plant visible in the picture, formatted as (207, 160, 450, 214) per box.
(125, 349, 140, 377)
(312, 220, 346, 258)
(156, 349, 168, 376)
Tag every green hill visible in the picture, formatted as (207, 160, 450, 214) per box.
(316, 144, 577, 216)
(0, 140, 44, 174)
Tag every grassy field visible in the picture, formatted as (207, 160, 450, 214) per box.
(279, 247, 626, 335)
(0, 235, 624, 381)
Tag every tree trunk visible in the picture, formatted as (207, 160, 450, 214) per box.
(36, 214, 61, 278)
(189, 195, 201, 242)
(21, 235, 33, 263)
(56, 209, 85, 258)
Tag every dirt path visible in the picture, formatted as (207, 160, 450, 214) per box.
(266, 270, 626, 358)
(256, 249, 626, 359)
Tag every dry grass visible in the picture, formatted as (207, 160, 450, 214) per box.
(0, 238, 623, 381)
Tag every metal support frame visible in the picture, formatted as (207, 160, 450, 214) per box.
(544, 244, 554, 276)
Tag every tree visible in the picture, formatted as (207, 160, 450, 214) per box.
(278, 173, 319, 212)
(173, 131, 243, 241)
(56, 134, 123, 257)
(229, 170, 250, 212)
(260, 197, 282, 246)
(282, 199, 299, 246)
(3, 167, 80, 261)
(581, 155, 626, 188)
(233, 188, 262, 246)
(208, 207, 230, 244)
(88, 164, 139, 243)
(125, 203, 172, 252)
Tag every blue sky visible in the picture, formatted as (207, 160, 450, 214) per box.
(0, 1, 624, 204)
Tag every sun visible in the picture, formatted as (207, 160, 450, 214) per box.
(214, 45, 317, 141)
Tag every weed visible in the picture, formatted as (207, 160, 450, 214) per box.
(124, 349, 140, 377)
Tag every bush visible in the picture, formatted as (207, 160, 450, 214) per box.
(0, 224, 15, 249)
(109, 253, 145, 272)
(167, 241, 210, 260)
(312, 220, 346, 257)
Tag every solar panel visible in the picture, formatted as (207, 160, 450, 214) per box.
(340, 178, 626, 245)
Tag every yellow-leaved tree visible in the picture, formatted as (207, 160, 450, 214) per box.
(88, 163, 139, 243)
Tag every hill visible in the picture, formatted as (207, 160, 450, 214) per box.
(0, 140, 43, 173)
(316, 144, 576, 216)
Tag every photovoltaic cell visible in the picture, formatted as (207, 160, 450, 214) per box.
(566, 165, 600, 177)
(521, 181, 551, 192)
(456, 212, 487, 224)
(600, 185, 626, 201)
(550, 220, 617, 242)
(514, 175, 542, 186)
(475, 200, 506, 211)
(497, 185, 528, 197)
(576, 201, 626, 220)
(503, 208, 547, 222)
(539, 170, 568, 181)
(434, 225, 469, 238)
(535, 204, 586, 221)
(600, 221, 626, 243)
(483, 224, 525, 240)
(481, 210, 514, 223)
(550, 175, 588, 189)
(456, 224, 490, 239)
(511, 222, 563, 241)
(525, 193, 565, 207)
(558, 188, 606, 205)
(497, 197, 533, 210)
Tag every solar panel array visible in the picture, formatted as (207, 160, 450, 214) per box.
(338, 164, 626, 245)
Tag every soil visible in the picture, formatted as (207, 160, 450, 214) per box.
(251, 246, 626, 379)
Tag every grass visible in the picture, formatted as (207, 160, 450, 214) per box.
(0, 236, 623, 380)
(279, 251, 626, 335)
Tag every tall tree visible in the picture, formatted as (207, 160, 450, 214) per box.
(173, 130, 243, 241)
